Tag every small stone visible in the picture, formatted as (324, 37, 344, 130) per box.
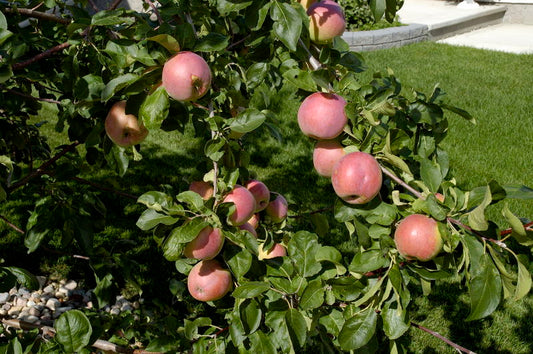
(64, 280, 77, 291)
(15, 298, 27, 308)
(17, 310, 29, 319)
(18, 288, 30, 296)
(110, 308, 120, 315)
(8, 306, 21, 317)
(28, 307, 41, 317)
(59, 279, 66, 285)
(36, 276, 47, 288)
(2, 303, 11, 311)
(21, 315, 39, 323)
(121, 304, 133, 312)
(132, 301, 140, 309)
(0, 309, 7, 316)
(45, 298, 60, 311)
(43, 285, 55, 294)
(0, 292, 10, 304)
(40, 314, 52, 322)
(9, 288, 17, 296)
(85, 301, 93, 309)
(30, 296, 41, 304)
(55, 291, 66, 299)
(26, 300, 36, 307)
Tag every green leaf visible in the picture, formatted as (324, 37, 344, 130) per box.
(240, 299, 262, 334)
(468, 185, 492, 231)
(249, 331, 277, 354)
(145, 336, 179, 352)
(502, 203, 533, 246)
(91, 10, 135, 26)
(420, 158, 442, 193)
(195, 33, 230, 52)
(147, 34, 180, 53)
(339, 307, 378, 350)
(319, 309, 345, 337)
(514, 254, 532, 301)
(0, 28, 13, 46)
(139, 86, 169, 130)
(228, 108, 267, 133)
(138, 191, 174, 212)
(3, 267, 39, 290)
(0, 11, 7, 29)
(329, 277, 364, 302)
(136, 209, 178, 231)
(503, 184, 533, 200)
(282, 68, 317, 92)
(55, 310, 93, 353)
(406, 264, 451, 281)
(270, 2, 302, 51)
(349, 250, 387, 274)
(226, 248, 253, 280)
(299, 279, 325, 310)
(204, 139, 226, 162)
(381, 305, 409, 340)
(176, 190, 205, 212)
(233, 281, 270, 298)
(265, 311, 293, 353)
(101, 74, 139, 102)
(163, 220, 209, 261)
(369, 0, 387, 20)
(217, 0, 253, 15)
(93, 273, 114, 309)
(24, 227, 50, 253)
(316, 246, 346, 275)
(286, 308, 307, 348)
(288, 231, 322, 277)
(466, 253, 502, 321)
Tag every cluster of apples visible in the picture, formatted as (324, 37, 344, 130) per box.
(299, 0, 346, 44)
(105, 51, 211, 147)
(186, 180, 289, 301)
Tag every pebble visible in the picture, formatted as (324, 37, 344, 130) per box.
(0, 292, 10, 304)
(29, 307, 41, 317)
(43, 284, 55, 294)
(45, 298, 61, 311)
(21, 315, 39, 323)
(64, 280, 77, 291)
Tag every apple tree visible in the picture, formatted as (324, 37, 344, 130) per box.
(1, 0, 532, 352)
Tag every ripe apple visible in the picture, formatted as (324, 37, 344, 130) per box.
(265, 194, 288, 223)
(105, 101, 148, 148)
(187, 259, 233, 302)
(297, 92, 347, 140)
(223, 185, 257, 226)
(435, 193, 445, 203)
(239, 222, 258, 238)
(394, 214, 443, 261)
(331, 152, 382, 204)
(247, 213, 260, 229)
(258, 243, 287, 260)
(183, 226, 224, 260)
(313, 139, 346, 177)
(307, 0, 346, 44)
(245, 180, 270, 212)
(162, 51, 212, 102)
(189, 181, 214, 200)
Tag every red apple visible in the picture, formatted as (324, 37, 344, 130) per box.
(187, 259, 233, 302)
(265, 194, 288, 223)
(162, 51, 212, 102)
(239, 222, 258, 238)
(189, 181, 214, 200)
(258, 243, 287, 260)
(245, 180, 270, 212)
(183, 226, 224, 260)
(297, 92, 347, 140)
(313, 139, 346, 177)
(307, 0, 346, 44)
(248, 213, 260, 229)
(331, 152, 382, 204)
(105, 101, 148, 148)
(223, 185, 257, 226)
(394, 214, 443, 261)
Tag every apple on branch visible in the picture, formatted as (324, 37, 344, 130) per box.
(222, 185, 257, 226)
(245, 179, 271, 212)
(105, 101, 148, 148)
(394, 214, 443, 262)
(183, 226, 224, 260)
(187, 259, 233, 302)
(313, 139, 346, 177)
(307, 0, 347, 44)
(298, 92, 347, 140)
(162, 51, 212, 102)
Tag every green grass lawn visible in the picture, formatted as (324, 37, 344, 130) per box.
(3, 42, 533, 353)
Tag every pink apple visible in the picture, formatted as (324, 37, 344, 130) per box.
(222, 185, 257, 226)
(435, 193, 445, 203)
(247, 213, 260, 229)
(258, 243, 287, 260)
(331, 152, 382, 204)
(187, 259, 233, 302)
(105, 101, 148, 148)
(245, 180, 270, 212)
(297, 92, 347, 140)
(265, 194, 288, 223)
(183, 226, 224, 260)
(307, 0, 346, 44)
(162, 51, 212, 102)
(313, 139, 346, 177)
(239, 222, 258, 238)
(394, 214, 443, 261)
(189, 181, 214, 200)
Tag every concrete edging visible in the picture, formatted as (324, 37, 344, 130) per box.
(341, 24, 429, 52)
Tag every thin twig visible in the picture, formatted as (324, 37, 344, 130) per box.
(1, 86, 61, 104)
(448, 217, 507, 249)
(8, 141, 80, 192)
(380, 165, 424, 199)
(227, 35, 251, 50)
(298, 39, 322, 71)
(108, 0, 124, 11)
(86, 0, 100, 12)
(288, 205, 334, 219)
(0, 214, 25, 234)
(12, 42, 71, 71)
(143, 0, 163, 27)
(208, 103, 218, 198)
(71, 177, 138, 200)
(3, 7, 71, 25)
(500, 221, 533, 236)
(412, 322, 476, 354)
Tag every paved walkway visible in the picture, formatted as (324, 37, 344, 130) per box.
(397, 0, 533, 54)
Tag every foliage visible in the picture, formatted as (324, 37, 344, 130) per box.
(0, 0, 532, 353)
(339, 0, 403, 31)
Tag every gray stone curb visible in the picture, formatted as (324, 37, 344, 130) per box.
(341, 24, 429, 52)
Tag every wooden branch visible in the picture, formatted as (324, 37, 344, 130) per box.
(500, 221, 533, 236)
(108, 0, 124, 10)
(1, 319, 161, 353)
(12, 42, 71, 71)
(3, 7, 71, 25)
(288, 205, 334, 219)
(298, 39, 322, 71)
(143, 0, 162, 26)
(0, 86, 61, 104)
(71, 176, 138, 200)
(0, 214, 25, 234)
(8, 141, 80, 192)
(448, 217, 507, 249)
(411, 322, 477, 354)
(380, 165, 424, 200)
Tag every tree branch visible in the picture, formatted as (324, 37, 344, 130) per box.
(380, 165, 424, 199)
(3, 7, 71, 25)
(411, 322, 477, 354)
(500, 221, 533, 236)
(143, 0, 162, 27)
(0, 214, 25, 234)
(447, 217, 507, 249)
(12, 42, 71, 71)
(71, 176, 138, 200)
(8, 141, 80, 192)
(0, 85, 61, 104)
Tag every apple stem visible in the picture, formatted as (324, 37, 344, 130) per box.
(411, 322, 477, 354)
(380, 166, 424, 200)
(0, 214, 25, 234)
